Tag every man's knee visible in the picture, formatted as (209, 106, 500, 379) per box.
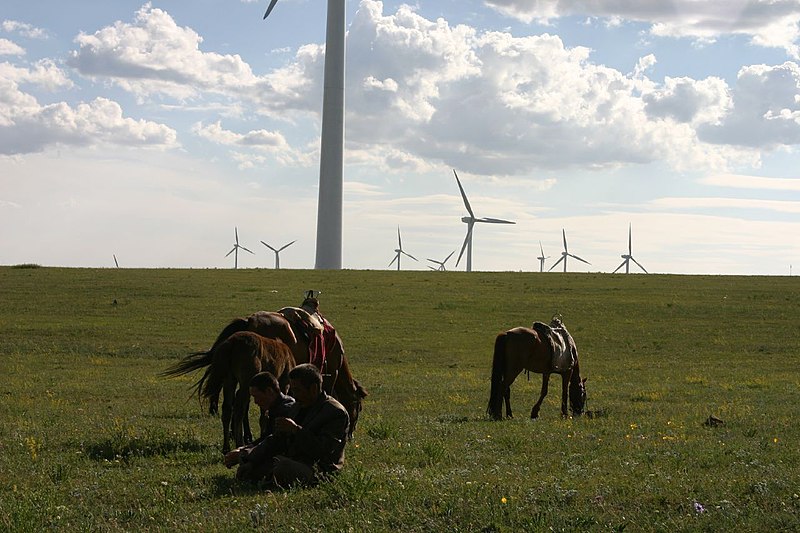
(272, 455, 315, 487)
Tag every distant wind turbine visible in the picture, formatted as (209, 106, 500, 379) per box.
(549, 229, 591, 272)
(113, 254, 119, 268)
(261, 239, 296, 269)
(427, 250, 455, 271)
(225, 227, 254, 269)
(453, 170, 515, 272)
(612, 224, 648, 274)
(537, 241, 549, 272)
(264, 0, 344, 270)
(388, 226, 418, 271)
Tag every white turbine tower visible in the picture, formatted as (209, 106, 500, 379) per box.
(226, 227, 254, 269)
(537, 241, 549, 272)
(427, 250, 455, 271)
(612, 224, 648, 274)
(388, 226, 418, 271)
(264, 0, 344, 269)
(549, 229, 590, 272)
(453, 170, 515, 272)
(261, 239, 296, 269)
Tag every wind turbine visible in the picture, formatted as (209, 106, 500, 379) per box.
(612, 224, 648, 274)
(261, 239, 296, 269)
(548, 229, 591, 272)
(113, 254, 119, 268)
(264, 0, 344, 270)
(453, 170, 515, 272)
(225, 227, 254, 269)
(537, 241, 549, 272)
(388, 226, 418, 271)
(427, 250, 455, 271)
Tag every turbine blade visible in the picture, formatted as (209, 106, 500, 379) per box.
(548, 256, 565, 272)
(628, 223, 632, 255)
(278, 240, 296, 251)
(261, 241, 278, 252)
(612, 260, 626, 274)
(569, 253, 591, 265)
(388, 253, 399, 267)
(263, 0, 279, 19)
(235, 227, 239, 244)
(397, 226, 402, 248)
(477, 217, 515, 224)
(453, 170, 475, 218)
(241, 246, 255, 255)
(631, 257, 648, 273)
(539, 240, 544, 257)
(562, 229, 568, 252)
(455, 223, 473, 266)
(402, 251, 419, 261)
(225, 247, 236, 257)
(443, 250, 455, 264)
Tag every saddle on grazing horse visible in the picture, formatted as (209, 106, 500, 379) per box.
(278, 306, 335, 371)
(532, 319, 575, 373)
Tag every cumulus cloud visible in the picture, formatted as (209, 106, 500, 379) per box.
(0, 38, 24, 56)
(2, 20, 48, 39)
(0, 59, 177, 155)
(484, 0, 800, 57)
(58, 1, 800, 175)
(192, 121, 311, 166)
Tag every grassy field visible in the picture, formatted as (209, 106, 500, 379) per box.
(0, 266, 798, 532)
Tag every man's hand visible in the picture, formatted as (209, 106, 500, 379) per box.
(274, 417, 301, 434)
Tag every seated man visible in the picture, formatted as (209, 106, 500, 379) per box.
(223, 372, 295, 469)
(235, 363, 350, 488)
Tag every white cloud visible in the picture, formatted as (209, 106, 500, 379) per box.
(192, 121, 311, 166)
(650, 196, 800, 214)
(0, 38, 24, 56)
(2, 20, 48, 39)
(484, 0, 800, 57)
(700, 173, 800, 191)
(0, 59, 177, 154)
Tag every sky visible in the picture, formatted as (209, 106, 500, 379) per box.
(1, 0, 800, 275)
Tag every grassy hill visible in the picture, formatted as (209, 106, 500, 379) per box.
(1, 266, 798, 531)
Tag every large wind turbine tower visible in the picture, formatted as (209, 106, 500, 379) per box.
(264, 0, 344, 269)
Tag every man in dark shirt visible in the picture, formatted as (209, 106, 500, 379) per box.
(235, 364, 349, 487)
(223, 372, 295, 469)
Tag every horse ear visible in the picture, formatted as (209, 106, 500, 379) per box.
(582, 377, 587, 384)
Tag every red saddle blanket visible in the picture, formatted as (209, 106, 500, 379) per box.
(309, 319, 337, 371)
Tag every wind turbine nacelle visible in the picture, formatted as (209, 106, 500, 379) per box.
(461, 217, 472, 223)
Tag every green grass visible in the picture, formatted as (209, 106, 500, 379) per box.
(1, 267, 798, 531)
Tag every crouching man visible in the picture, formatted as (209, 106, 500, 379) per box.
(235, 363, 349, 488)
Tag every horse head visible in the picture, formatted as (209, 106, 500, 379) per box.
(569, 377, 587, 415)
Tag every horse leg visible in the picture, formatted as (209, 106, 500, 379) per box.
(221, 378, 234, 454)
(232, 387, 250, 448)
(560, 371, 571, 418)
(503, 385, 512, 418)
(531, 373, 550, 419)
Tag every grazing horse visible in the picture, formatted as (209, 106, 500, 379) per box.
(192, 310, 366, 439)
(162, 331, 295, 453)
(487, 318, 586, 420)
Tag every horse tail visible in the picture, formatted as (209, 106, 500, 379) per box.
(487, 332, 507, 420)
(198, 339, 233, 416)
(159, 350, 214, 379)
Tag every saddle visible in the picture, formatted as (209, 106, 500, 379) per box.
(532, 318, 575, 373)
(277, 306, 331, 371)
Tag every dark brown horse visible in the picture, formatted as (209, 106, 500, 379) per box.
(199, 310, 366, 438)
(487, 319, 586, 420)
(162, 331, 295, 453)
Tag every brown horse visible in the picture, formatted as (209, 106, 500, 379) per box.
(162, 331, 295, 453)
(199, 310, 366, 438)
(487, 319, 586, 420)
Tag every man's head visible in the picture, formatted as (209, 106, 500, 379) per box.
(249, 372, 281, 411)
(288, 363, 323, 407)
